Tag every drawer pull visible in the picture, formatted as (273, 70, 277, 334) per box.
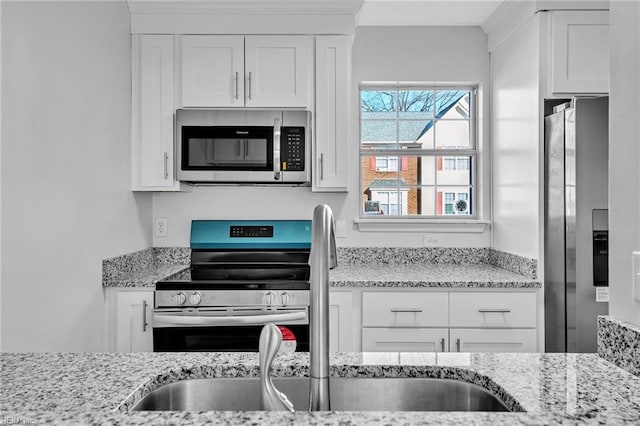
(440, 338, 445, 352)
(390, 308, 423, 313)
(478, 309, 512, 313)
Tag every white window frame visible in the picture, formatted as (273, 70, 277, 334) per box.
(358, 83, 478, 222)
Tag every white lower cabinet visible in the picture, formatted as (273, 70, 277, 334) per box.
(362, 328, 448, 352)
(360, 290, 538, 353)
(113, 290, 154, 352)
(449, 328, 537, 353)
(329, 291, 354, 352)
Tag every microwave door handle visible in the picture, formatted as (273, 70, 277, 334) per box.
(153, 311, 305, 326)
(273, 118, 281, 181)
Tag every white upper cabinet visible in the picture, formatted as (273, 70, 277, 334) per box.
(132, 34, 182, 191)
(181, 36, 245, 107)
(550, 11, 609, 94)
(180, 35, 312, 108)
(312, 36, 351, 192)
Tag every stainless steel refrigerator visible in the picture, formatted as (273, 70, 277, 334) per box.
(544, 97, 609, 353)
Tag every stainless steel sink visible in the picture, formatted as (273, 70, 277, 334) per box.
(131, 377, 512, 412)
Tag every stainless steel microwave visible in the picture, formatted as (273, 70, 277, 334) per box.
(176, 109, 311, 184)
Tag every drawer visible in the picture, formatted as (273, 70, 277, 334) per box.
(362, 328, 449, 352)
(450, 328, 538, 352)
(449, 292, 536, 328)
(362, 292, 448, 327)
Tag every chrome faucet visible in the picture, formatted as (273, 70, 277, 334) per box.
(259, 204, 337, 412)
(308, 203, 337, 411)
(258, 324, 295, 412)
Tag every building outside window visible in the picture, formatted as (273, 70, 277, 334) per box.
(360, 85, 476, 217)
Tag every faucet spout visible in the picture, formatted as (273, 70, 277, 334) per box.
(259, 324, 295, 412)
(308, 204, 336, 411)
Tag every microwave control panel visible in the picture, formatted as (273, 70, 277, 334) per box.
(281, 127, 305, 171)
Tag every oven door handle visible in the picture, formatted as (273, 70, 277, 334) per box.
(153, 311, 305, 326)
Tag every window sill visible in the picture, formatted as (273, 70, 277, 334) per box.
(354, 218, 491, 233)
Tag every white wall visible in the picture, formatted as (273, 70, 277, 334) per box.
(608, 0, 640, 326)
(489, 15, 542, 260)
(153, 26, 492, 248)
(1, 1, 153, 351)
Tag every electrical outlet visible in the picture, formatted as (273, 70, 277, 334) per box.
(155, 218, 168, 237)
(633, 252, 640, 302)
(423, 236, 440, 247)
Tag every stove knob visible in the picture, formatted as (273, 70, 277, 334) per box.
(174, 292, 186, 305)
(281, 292, 291, 306)
(264, 291, 275, 305)
(190, 292, 202, 305)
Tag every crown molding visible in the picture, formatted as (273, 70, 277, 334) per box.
(127, 0, 364, 34)
(127, 0, 364, 16)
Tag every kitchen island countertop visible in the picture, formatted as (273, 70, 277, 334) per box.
(1, 351, 639, 424)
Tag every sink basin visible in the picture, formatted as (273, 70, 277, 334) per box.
(131, 377, 511, 412)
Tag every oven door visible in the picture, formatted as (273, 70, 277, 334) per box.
(152, 307, 309, 352)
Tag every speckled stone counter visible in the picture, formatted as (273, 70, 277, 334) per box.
(598, 316, 640, 377)
(330, 263, 540, 288)
(2, 352, 640, 424)
(103, 247, 540, 289)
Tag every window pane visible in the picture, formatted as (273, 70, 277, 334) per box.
(436, 156, 472, 186)
(435, 90, 470, 118)
(436, 186, 472, 216)
(418, 156, 436, 185)
(398, 120, 434, 148)
(398, 90, 435, 118)
(361, 91, 395, 112)
(435, 120, 470, 148)
(361, 120, 397, 148)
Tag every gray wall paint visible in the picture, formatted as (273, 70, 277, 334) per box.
(1, 1, 153, 351)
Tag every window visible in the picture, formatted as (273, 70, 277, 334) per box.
(360, 85, 476, 218)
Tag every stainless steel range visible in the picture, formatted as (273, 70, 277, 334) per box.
(153, 220, 312, 352)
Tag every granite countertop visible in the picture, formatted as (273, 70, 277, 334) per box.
(2, 352, 639, 424)
(103, 263, 540, 289)
(102, 247, 541, 289)
(330, 263, 540, 288)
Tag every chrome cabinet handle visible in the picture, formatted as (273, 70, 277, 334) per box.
(142, 300, 148, 332)
(390, 308, 423, 313)
(478, 309, 512, 313)
(163, 152, 168, 180)
(248, 72, 252, 100)
(273, 118, 281, 180)
(320, 153, 324, 180)
(440, 338, 445, 352)
(235, 71, 239, 100)
(456, 338, 461, 352)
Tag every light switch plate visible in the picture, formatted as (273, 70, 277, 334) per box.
(633, 252, 640, 302)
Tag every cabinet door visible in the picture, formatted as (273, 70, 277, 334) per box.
(362, 328, 448, 352)
(244, 36, 311, 108)
(450, 328, 537, 353)
(551, 11, 609, 94)
(181, 35, 244, 107)
(116, 291, 153, 352)
(313, 36, 350, 192)
(329, 291, 354, 352)
(133, 35, 179, 190)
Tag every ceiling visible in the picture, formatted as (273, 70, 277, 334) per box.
(357, 0, 505, 26)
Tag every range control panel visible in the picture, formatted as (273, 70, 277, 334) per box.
(281, 127, 305, 171)
(229, 225, 274, 238)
